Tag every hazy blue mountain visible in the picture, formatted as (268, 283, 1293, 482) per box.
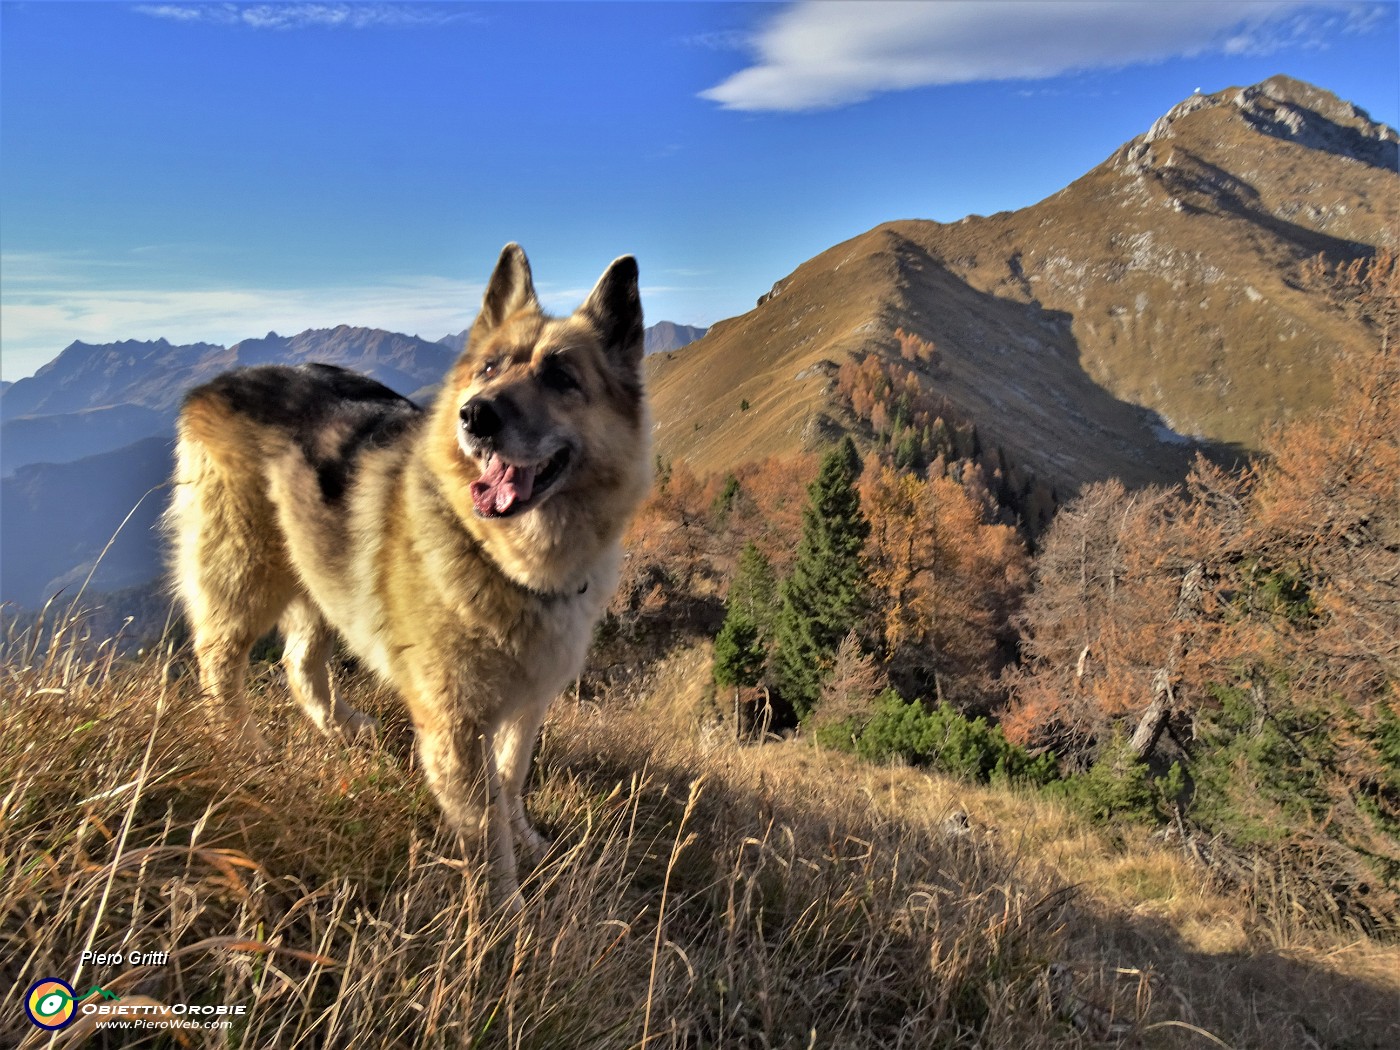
(644, 322, 708, 354)
(2, 404, 173, 478)
(1, 328, 456, 422)
(2, 435, 174, 609)
(1, 338, 231, 419)
(437, 330, 470, 354)
(226, 326, 453, 402)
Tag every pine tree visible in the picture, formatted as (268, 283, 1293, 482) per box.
(728, 542, 779, 642)
(713, 606, 766, 737)
(771, 437, 870, 720)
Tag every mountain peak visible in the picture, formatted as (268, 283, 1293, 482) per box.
(1140, 75, 1397, 170)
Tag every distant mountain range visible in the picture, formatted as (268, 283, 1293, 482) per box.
(3, 436, 174, 610)
(643, 322, 708, 354)
(646, 75, 1397, 490)
(0, 321, 707, 609)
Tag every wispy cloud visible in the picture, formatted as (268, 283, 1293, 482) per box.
(1221, 2, 1384, 55)
(699, 1, 1371, 112)
(133, 3, 475, 31)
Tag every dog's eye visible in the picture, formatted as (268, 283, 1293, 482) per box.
(480, 358, 501, 380)
(540, 359, 579, 393)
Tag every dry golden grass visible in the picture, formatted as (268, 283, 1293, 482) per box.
(3, 618, 1398, 1048)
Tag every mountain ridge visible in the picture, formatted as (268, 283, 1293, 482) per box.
(645, 75, 1397, 492)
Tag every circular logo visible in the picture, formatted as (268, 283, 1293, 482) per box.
(25, 978, 77, 1030)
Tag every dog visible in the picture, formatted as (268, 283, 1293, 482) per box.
(164, 245, 651, 906)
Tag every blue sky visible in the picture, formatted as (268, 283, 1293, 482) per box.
(2, 1, 1396, 380)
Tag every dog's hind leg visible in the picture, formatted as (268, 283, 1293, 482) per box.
(183, 576, 292, 754)
(417, 717, 523, 912)
(181, 561, 291, 752)
(167, 428, 293, 753)
(192, 634, 271, 752)
(493, 702, 552, 862)
(279, 596, 379, 743)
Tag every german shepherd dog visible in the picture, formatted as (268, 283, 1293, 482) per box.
(164, 246, 651, 906)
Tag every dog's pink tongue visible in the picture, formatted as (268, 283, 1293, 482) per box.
(471, 455, 536, 516)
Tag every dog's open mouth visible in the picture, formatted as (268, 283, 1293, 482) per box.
(470, 447, 572, 518)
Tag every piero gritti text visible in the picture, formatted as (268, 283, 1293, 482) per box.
(80, 949, 170, 966)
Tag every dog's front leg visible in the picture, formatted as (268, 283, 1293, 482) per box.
(493, 702, 553, 862)
(416, 717, 523, 913)
(480, 730, 526, 912)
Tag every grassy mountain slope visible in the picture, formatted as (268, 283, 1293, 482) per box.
(648, 76, 1398, 490)
(3, 629, 1397, 1049)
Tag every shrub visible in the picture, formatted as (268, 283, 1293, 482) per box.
(818, 690, 1057, 787)
(1049, 737, 1185, 825)
(1186, 682, 1334, 846)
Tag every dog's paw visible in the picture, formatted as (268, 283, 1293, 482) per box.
(515, 823, 553, 863)
(338, 709, 382, 746)
(494, 882, 526, 917)
(322, 705, 380, 746)
(235, 719, 273, 758)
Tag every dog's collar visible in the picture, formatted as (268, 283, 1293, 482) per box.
(522, 578, 589, 602)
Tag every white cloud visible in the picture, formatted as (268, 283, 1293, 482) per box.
(699, 0, 1362, 112)
(133, 3, 474, 31)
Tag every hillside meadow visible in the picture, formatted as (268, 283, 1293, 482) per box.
(3, 615, 1398, 1050)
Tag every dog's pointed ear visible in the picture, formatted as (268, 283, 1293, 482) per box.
(579, 255, 643, 370)
(472, 244, 540, 339)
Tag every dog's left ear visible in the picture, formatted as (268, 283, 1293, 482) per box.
(579, 256, 643, 371)
(471, 243, 541, 344)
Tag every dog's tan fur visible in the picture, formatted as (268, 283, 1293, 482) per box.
(164, 246, 650, 905)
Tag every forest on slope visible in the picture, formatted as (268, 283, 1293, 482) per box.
(611, 251, 1400, 935)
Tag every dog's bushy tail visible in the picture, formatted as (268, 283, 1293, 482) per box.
(163, 392, 291, 635)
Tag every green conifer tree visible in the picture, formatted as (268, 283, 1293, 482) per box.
(728, 542, 779, 642)
(713, 608, 765, 693)
(771, 437, 870, 720)
(713, 606, 766, 736)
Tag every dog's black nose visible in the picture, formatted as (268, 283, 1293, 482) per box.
(460, 397, 503, 439)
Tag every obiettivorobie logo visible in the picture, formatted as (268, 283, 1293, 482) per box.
(24, 977, 76, 1030)
(23, 977, 246, 1031)
(23, 978, 116, 1031)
